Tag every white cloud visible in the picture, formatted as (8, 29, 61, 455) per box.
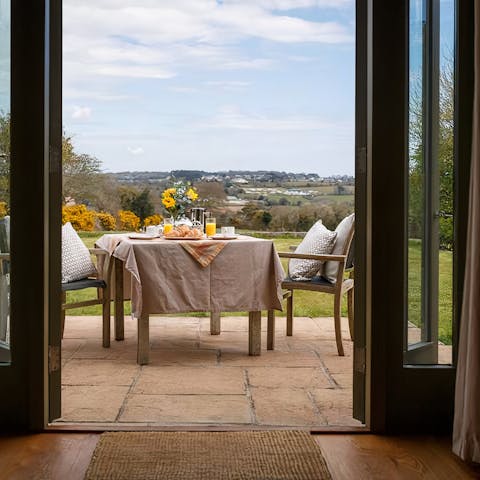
(168, 86, 199, 94)
(227, 0, 351, 9)
(205, 80, 251, 90)
(63, 1, 353, 84)
(196, 105, 338, 131)
(71, 105, 92, 120)
(127, 146, 145, 156)
(64, 87, 136, 102)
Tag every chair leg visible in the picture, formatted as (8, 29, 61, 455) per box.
(102, 288, 111, 348)
(286, 293, 293, 336)
(347, 288, 354, 342)
(267, 310, 275, 350)
(334, 292, 345, 356)
(61, 291, 66, 339)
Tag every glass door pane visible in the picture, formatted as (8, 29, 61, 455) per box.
(406, 0, 454, 365)
(407, 0, 426, 352)
(0, 0, 10, 363)
(437, 0, 454, 364)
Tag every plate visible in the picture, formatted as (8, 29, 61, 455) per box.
(208, 235, 238, 240)
(164, 236, 204, 241)
(128, 234, 159, 240)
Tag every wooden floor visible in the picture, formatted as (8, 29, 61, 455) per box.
(0, 432, 478, 479)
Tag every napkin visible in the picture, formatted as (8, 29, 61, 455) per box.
(181, 240, 227, 267)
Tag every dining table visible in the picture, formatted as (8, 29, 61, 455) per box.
(96, 233, 285, 364)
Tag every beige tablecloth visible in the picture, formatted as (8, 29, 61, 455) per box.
(96, 234, 285, 318)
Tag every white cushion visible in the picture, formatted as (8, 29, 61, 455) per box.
(323, 214, 355, 283)
(289, 220, 337, 281)
(61, 222, 97, 283)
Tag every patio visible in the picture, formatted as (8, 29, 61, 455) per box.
(58, 314, 453, 428)
(58, 314, 361, 428)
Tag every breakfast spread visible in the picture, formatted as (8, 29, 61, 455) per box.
(163, 225, 204, 239)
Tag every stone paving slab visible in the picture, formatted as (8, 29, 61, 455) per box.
(133, 366, 246, 395)
(147, 348, 218, 366)
(62, 359, 139, 386)
(311, 388, 362, 426)
(247, 367, 333, 390)
(220, 350, 321, 367)
(120, 394, 252, 424)
(251, 387, 321, 426)
(61, 385, 129, 422)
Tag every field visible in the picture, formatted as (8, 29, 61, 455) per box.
(67, 232, 453, 345)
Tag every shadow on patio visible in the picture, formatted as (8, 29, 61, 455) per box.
(57, 315, 362, 428)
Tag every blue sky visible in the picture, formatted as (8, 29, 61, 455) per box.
(0, 0, 10, 117)
(63, 0, 355, 175)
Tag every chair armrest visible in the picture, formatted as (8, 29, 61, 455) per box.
(0, 253, 10, 260)
(278, 252, 346, 262)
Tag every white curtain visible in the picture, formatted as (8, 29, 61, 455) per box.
(452, 0, 480, 463)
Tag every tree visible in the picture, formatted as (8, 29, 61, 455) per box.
(408, 58, 454, 250)
(63, 147, 103, 205)
(120, 187, 154, 221)
(261, 211, 272, 230)
(0, 113, 10, 203)
(194, 181, 226, 211)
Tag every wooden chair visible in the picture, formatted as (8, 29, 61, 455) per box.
(267, 218, 354, 356)
(61, 248, 112, 348)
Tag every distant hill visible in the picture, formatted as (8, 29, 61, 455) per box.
(111, 170, 354, 185)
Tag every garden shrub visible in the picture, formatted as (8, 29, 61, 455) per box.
(0, 202, 8, 218)
(118, 210, 140, 231)
(143, 214, 163, 226)
(62, 204, 95, 231)
(96, 212, 116, 231)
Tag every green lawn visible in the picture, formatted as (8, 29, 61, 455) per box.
(408, 239, 453, 345)
(66, 232, 453, 345)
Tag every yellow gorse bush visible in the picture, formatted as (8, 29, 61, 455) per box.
(62, 204, 96, 231)
(96, 212, 117, 231)
(0, 202, 8, 218)
(118, 210, 141, 231)
(143, 214, 163, 226)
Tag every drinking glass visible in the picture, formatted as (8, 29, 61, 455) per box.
(205, 217, 216, 237)
(163, 218, 174, 235)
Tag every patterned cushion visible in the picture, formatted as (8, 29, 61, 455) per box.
(323, 213, 355, 283)
(61, 222, 97, 284)
(289, 221, 337, 281)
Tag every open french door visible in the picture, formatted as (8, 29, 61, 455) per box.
(352, 0, 368, 424)
(405, 0, 455, 365)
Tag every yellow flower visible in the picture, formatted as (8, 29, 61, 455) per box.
(162, 188, 176, 198)
(162, 196, 176, 209)
(186, 188, 198, 201)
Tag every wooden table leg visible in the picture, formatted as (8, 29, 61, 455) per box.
(137, 313, 149, 365)
(114, 257, 125, 341)
(248, 311, 261, 356)
(267, 310, 275, 350)
(210, 312, 221, 335)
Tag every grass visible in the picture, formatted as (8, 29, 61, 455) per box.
(407, 239, 453, 345)
(66, 232, 453, 345)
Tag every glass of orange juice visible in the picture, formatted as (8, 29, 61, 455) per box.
(205, 217, 216, 237)
(163, 218, 174, 235)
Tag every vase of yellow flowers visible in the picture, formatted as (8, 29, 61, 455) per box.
(161, 181, 199, 223)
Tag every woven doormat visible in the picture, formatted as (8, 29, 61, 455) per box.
(85, 430, 332, 480)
